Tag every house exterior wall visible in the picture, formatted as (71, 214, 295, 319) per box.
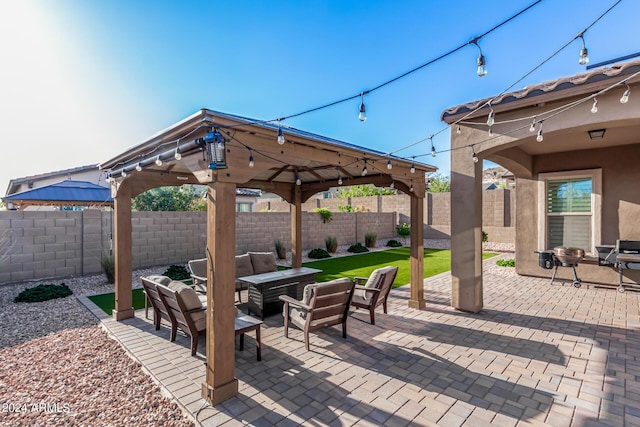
(515, 143, 640, 286)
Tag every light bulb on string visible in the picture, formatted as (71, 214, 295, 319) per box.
(387, 159, 392, 170)
(135, 163, 142, 172)
(338, 175, 343, 185)
(488, 128, 493, 136)
(537, 122, 544, 142)
(456, 126, 461, 135)
(471, 38, 487, 77)
(620, 83, 631, 103)
(578, 34, 589, 65)
(529, 117, 536, 133)
(410, 160, 415, 174)
(362, 160, 368, 176)
(248, 150, 254, 168)
(591, 98, 598, 114)
(277, 123, 285, 145)
(487, 106, 495, 126)
(410, 181, 414, 193)
(390, 179, 394, 189)
(430, 137, 436, 157)
(296, 175, 301, 186)
(174, 145, 182, 160)
(121, 170, 127, 178)
(358, 93, 367, 122)
(471, 147, 479, 163)
(155, 156, 163, 166)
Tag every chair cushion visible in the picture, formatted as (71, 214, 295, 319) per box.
(249, 252, 277, 274)
(147, 275, 172, 286)
(168, 281, 203, 311)
(235, 254, 254, 278)
(354, 267, 388, 301)
(289, 278, 352, 329)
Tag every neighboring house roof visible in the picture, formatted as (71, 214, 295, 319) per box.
(441, 59, 640, 120)
(5, 164, 104, 196)
(236, 188, 261, 197)
(3, 180, 113, 209)
(482, 182, 498, 191)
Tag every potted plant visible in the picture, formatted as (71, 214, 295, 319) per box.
(274, 239, 287, 260)
(364, 232, 377, 248)
(325, 236, 338, 253)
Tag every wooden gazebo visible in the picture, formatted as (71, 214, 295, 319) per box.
(99, 108, 435, 404)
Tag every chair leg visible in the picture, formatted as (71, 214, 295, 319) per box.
(383, 301, 388, 314)
(170, 324, 177, 342)
(369, 307, 376, 325)
(304, 330, 310, 351)
(191, 334, 198, 356)
(342, 321, 347, 339)
(283, 303, 289, 338)
(237, 289, 242, 303)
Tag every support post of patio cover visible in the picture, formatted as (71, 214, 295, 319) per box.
(291, 185, 302, 268)
(450, 149, 483, 313)
(202, 182, 239, 405)
(112, 180, 134, 320)
(409, 193, 425, 309)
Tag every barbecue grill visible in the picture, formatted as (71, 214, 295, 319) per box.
(612, 240, 640, 292)
(536, 246, 585, 287)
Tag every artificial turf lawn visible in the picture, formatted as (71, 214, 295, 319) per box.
(88, 249, 497, 313)
(303, 247, 498, 287)
(88, 288, 147, 315)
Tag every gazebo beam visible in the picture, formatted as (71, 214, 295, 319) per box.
(409, 193, 425, 309)
(112, 179, 134, 320)
(291, 185, 303, 268)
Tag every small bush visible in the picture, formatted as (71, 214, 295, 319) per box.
(338, 204, 354, 213)
(325, 236, 338, 253)
(347, 243, 369, 253)
(386, 239, 403, 247)
(482, 230, 489, 243)
(313, 208, 333, 223)
(101, 255, 115, 284)
(274, 239, 286, 260)
(15, 283, 72, 303)
(162, 264, 191, 280)
(496, 259, 515, 267)
(364, 232, 377, 248)
(396, 223, 410, 243)
(308, 248, 331, 259)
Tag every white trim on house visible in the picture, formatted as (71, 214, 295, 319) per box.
(537, 168, 602, 256)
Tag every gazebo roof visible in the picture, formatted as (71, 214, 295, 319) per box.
(2, 180, 113, 209)
(99, 109, 435, 200)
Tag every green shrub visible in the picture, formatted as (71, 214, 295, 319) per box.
(274, 239, 286, 260)
(308, 248, 331, 259)
(396, 223, 410, 243)
(386, 239, 403, 247)
(364, 232, 377, 248)
(325, 236, 338, 253)
(347, 243, 369, 253)
(101, 255, 115, 284)
(14, 283, 72, 303)
(482, 230, 489, 243)
(338, 204, 354, 213)
(313, 207, 333, 223)
(162, 264, 191, 280)
(496, 259, 515, 267)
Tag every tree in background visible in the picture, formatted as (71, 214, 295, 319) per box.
(132, 185, 197, 211)
(427, 173, 450, 193)
(336, 184, 396, 198)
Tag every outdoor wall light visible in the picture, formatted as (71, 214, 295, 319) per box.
(588, 128, 606, 139)
(198, 129, 227, 169)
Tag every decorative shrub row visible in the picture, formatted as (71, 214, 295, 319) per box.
(308, 248, 331, 259)
(386, 239, 403, 247)
(162, 264, 191, 280)
(14, 283, 73, 303)
(496, 259, 515, 267)
(347, 243, 369, 253)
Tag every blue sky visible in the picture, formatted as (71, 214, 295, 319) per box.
(1, 0, 637, 192)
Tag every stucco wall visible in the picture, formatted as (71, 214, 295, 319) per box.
(516, 144, 640, 286)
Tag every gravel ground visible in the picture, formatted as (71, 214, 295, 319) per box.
(0, 239, 513, 426)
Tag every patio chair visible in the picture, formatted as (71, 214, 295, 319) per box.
(187, 258, 208, 294)
(141, 275, 173, 330)
(350, 266, 398, 325)
(279, 277, 355, 351)
(156, 281, 207, 356)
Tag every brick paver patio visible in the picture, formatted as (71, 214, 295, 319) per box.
(80, 258, 640, 426)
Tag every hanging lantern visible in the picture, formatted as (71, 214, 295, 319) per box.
(199, 129, 227, 169)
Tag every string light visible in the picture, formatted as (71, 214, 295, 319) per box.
(430, 137, 436, 157)
(620, 83, 631, 103)
(174, 145, 182, 160)
(155, 156, 163, 166)
(135, 163, 142, 172)
(296, 175, 301, 186)
(361, 160, 368, 176)
(578, 33, 589, 65)
(410, 180, 414, 192)
(472, 146, 479, 163)
(529, 116, 536, 132)
(487, 104, 495, 126)
(358, 93, 367, 122)
(390, 179, 395, 189)
(410, 159, 415, 174)
(277, 122, 285, 145)
(387, 158, 392, 170)
(338, 175, 343, 185)
(471, 38, 487, 77)
(121, 170, 127, 178)
(248, 149, 254, 168)
(488, 128, 493, 136)
(456, 126, 461, 134)
(537, 122, 544, 142)
(591, 98, 598, 114)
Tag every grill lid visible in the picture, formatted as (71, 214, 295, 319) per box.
(553, 246, 585, 265)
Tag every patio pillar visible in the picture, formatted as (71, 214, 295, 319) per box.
(451, 148, 483, 313)
(113, 179, 134, 320)
(291, 185, 302, 268)
(202, 182, 238, 405)
(409, 193, 425, 309)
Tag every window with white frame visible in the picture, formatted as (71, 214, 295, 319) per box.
(538, 169, 601, 255)
(236, 202, 252, 212)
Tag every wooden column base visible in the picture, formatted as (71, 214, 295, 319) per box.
(408, 299, 426, 310)
(112, 308, 135, 320)
(201, 379, 239, 405)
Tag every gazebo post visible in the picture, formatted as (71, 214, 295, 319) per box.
(291, 185, 303, 268)
(112, 179, 134, 320)
(202, 181, 239, 405)
(409, 192, 425, 309)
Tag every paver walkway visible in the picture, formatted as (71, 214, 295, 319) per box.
(80, 258, 640, 426)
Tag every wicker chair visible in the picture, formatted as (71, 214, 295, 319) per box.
(280, 278, 354, 351)
(350, 266, 398, 325)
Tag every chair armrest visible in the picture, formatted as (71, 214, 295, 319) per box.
(183, 306, 206, 315)
(354, 285, 381, 293)
(191, 274, 206, 282)
(353, 276, 368, 285)
(279, 295, 311, 311)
